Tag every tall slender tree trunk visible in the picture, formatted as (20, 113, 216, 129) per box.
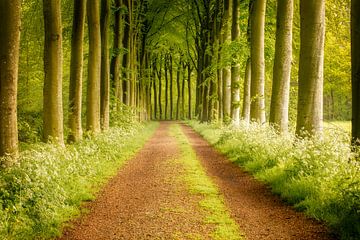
(242, 57, 251, 123)
(222, 0, 232, 120)
(231, 0, 241, 126)
(269, 0, 293, 133)
(181, 63, 186, 119)
(87, 0, 101, 133)
(100, 0, 110, 130)
(153, 65, 158, 120)
(157, 58, 163, 119)
(176, 60, 181, 120)
(296, 0, 325, 136)
(250, 0, 266, 123)
(165, 56, 169, 119)
(169, 55, 174, 120)
(122, 0, 130, 105)
(352, 0, 360, 145)
(68, 0, 86, 143)
(188, 64, 192, 119)
(43, 0, 64, 144)
(111, 0, 123, 109)
(0, 0, 21, 158)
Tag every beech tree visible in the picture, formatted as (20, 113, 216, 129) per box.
(68, 0, 86, 143)
(231, 0, 241, 126)
(111, 0, 124, 109)
(222, 0, 232, 120)
(250, 0, 266, 124)
(296, 0, 325, 136)
(269, 0, 293, 133)
(352, 0, 360, 144)
(43, 0, 64, 144)
(0, 0, 21, 158)
(87, 0, 101, 133)
(242, 58, 251, 123)
(100, 0, 111, 130)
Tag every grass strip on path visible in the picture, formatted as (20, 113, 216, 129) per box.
(169, 123, 243, 240)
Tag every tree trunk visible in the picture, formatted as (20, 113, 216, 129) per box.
(87, 0, 101, 133)
(111, 0, 123, 109)
(152, 60, 157, 119)
(157, 58, 163, 119)
(165, 56, 169, 119)
(122, 0, 130, 105)
(100, 0, 110, 131)
(269, 0, 293, 133)
(43, 0, 64, 144)
(222, 0, 232, 120)
(231, 0, 241, 126)
(181, 63, 186, 119)
(188, 64, 192, 119)
(296, 0, 325, 136)
(352, 0, 360, 145)
(176, 60, 181, 120)
(68, 0, 86, 143)
(169, 55, 174, 120)
(250, 0, 266, 123)
(0, 0, 21, 158)
(241, 58, 251, 123)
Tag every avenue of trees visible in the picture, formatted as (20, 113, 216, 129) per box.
(0, 0, 358, 159)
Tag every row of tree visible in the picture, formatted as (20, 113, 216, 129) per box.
(0, 0, 360, 160)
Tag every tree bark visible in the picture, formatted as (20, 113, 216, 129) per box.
(352, 0, 360, 145)
(296, 0, 325, 136)
(68, 0, 86, 143)
(111, 0, 123, 109)
(250, 0, 266, 123)
(153, 64, 157, 119)
(231, 0, 241, 126)
(241, 58, 251, 123)
(156, 58, 163, 119)
(0, 0, 21, 158)
(122, 0, 130, 105)
(169, 54, 174, 120)
(188, 64, 192, 119)
(100, 0, 111, 131)
(87, 0, 101, 133)
(269, 0, 293, 133)
(43, 0, 64, 144)
(181, 63, 186, 119)
(165, 55, 169, 119)
(222, 0, 232, 120)
(176, 60, 181, 120)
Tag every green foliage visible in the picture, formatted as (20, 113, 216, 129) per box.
(170, 124, 243, 240)
(0, 122, 158, 239)
(187, 120, 360, 240)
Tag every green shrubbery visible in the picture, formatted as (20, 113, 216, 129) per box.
(0, 120, 158, 239)
(188, 121, 360, 240)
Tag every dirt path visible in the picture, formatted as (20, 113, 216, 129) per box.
(59, 122, 336, 240)
(59, 122, 213, 240)
(181, 124, 336, 240)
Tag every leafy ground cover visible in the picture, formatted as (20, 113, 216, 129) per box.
(187, 120, 360, 240)
(0, 121, 158, 239)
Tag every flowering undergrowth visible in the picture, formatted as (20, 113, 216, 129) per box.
(187, 120, 360, 240)
(0, 121, 158, 240)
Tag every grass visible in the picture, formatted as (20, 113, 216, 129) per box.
(170, 123, 243, 240)
(324, 121, 351, 133)
(187, 120, 360, 240)
(0, 121, 158, 240)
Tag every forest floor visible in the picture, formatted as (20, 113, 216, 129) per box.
(58, 122, 336, 240)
